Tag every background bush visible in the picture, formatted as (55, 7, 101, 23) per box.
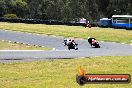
(4, 14, 18, 18)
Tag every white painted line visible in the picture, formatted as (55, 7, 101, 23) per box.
(27, 44, 30, 46)
(41, 46, 45, 47)
(35, 45, 38, 47)
(4, 30, 7, 31)
(79, 57, 85, 58)
(52, 48, 56, 50)
(121, 43, 125, 44)
(8, 41, 12, 43)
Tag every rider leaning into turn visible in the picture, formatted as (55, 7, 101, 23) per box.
(88, 37, 97, 46)
(67, 39, 76, 45)
(64, 38, 76, 46)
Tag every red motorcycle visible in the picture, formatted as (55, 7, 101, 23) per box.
(88, 37, 100, 48)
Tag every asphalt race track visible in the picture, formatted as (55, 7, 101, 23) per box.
(0, 29, 132, 62)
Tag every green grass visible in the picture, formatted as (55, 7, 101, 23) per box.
(0, 56, 132, 88)
(0, 22, 132, 44)
(0, 40, 51, 50)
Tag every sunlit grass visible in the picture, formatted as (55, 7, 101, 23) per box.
(0, 40, 51, 50)
(0, 56, 132, 88)
(0, 22, 132, 44)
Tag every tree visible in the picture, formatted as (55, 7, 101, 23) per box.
(1, 0, 132, 21)
(12, 0, 29, 18)
(0, 0, 7, 17)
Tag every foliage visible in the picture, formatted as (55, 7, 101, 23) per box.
(4, 14, 18, 18)
(0, 0, 132, 21)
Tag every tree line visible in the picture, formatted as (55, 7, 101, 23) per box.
(0, 0, 132, 22)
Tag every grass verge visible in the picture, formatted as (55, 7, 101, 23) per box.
(0, 56, 131, 88)
(0, 40, 51, 50)
(0, 22, 132, 44)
